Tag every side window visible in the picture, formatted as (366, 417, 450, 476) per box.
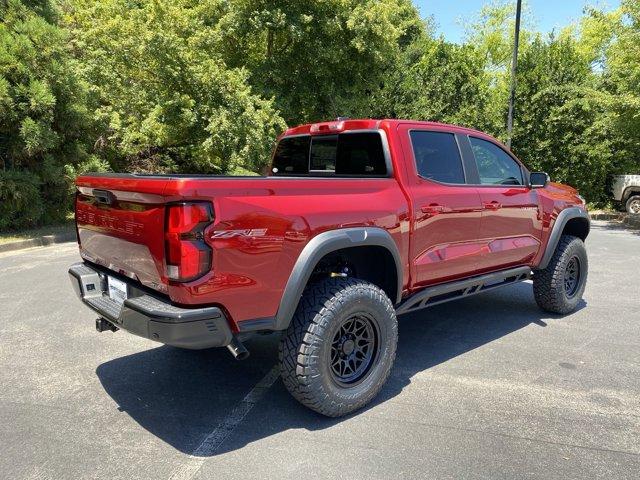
(469, 137, 523, 185)
(410, 131, 465, 184)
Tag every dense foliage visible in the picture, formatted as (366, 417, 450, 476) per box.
(1, 0, 639, 229)
(0, 0, 96, 226)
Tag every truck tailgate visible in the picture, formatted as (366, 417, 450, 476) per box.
(75, 175, 170, 293)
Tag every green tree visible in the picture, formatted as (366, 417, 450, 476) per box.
(66, 0, 286, 175)
(602, 0, 640, 172)
(607, 0, 640, 95)
(216, 0, 425, 124)
(370, 37, 495, 131)
(0, 0, 95, 227)
(508, 33, 626, 203)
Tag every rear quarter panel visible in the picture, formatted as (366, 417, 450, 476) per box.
(163, 178, 410, 329)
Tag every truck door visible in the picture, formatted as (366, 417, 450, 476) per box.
(398, 124, 484, 288)
(463, 135, 542, 271)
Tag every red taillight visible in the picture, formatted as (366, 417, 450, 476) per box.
(165, 202, 213, 282)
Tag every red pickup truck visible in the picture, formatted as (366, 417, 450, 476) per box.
(69, 119, 590, 417)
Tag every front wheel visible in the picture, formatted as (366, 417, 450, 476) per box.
(279, 278, 398, 417)
(533, 235, 588, 314)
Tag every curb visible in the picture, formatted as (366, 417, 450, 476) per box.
(625, 215, 640, 229)
(591, 212, 640, 230)
(0, 231, 77, 254)
(590, 213, 624, 221)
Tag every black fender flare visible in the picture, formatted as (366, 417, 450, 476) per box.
(537, 207, 590, 270)
(272, 227, 403, 331)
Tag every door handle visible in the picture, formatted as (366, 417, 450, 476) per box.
(421, 204, 445, 215)
(483, 201, 502, 210)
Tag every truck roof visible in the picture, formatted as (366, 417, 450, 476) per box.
(281, 118, 490, 138)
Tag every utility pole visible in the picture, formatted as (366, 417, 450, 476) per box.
(506, 0, 523, 150)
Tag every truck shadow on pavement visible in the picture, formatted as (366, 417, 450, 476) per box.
(96, 281, 585, 457)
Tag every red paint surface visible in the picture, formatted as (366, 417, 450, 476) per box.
(75, 119, 586, 330)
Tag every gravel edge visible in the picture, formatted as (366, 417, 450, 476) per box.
(0, 231, 77, 253)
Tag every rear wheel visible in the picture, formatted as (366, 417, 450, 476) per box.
(626, 195, 640, 215)
(279, 278, 397, 417)
(533, 235, 588, 314)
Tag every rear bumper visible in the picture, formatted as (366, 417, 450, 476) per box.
(68, 263, 233, 349)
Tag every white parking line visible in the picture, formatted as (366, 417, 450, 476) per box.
(169, 365, 281, 480)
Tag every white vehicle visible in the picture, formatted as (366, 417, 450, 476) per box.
(612, 175, 640, 214)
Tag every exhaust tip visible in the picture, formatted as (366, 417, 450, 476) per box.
(235, 350, 250, 361)
(226, 337, 250, 361)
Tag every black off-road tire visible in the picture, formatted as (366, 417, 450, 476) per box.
(533, 235, 588, 314)
(279, 278, 398, 417)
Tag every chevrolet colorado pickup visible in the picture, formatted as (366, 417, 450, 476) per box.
(69, 119, 590, 417)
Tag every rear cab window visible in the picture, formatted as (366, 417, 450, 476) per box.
(409, 131, 465, 184)
(271, 132, 388, 177)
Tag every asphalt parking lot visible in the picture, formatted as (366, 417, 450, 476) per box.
(0, 220, 638, 480)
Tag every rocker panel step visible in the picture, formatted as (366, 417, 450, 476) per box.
(396, 266, 532, 315)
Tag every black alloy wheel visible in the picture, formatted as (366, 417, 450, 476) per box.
(563, 256, 581, 298)
(330, 314, 379, 386)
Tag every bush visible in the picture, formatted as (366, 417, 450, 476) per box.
(0, 170, 44, 230)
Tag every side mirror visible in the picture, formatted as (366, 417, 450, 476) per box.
(529, 172, 549, 188)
